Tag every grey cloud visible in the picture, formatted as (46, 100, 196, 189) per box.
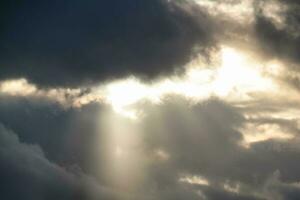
(132, 96, 300, 199)
(0, 119, 140, 200)
(0, 124, 87, 200)
(0, 94, 254, 199)
(247, 117, 300, 137)
(0, 0, 216, 87)
(253, 1, 300, 65)
(139, 97, 244, 174)
(2, 94, 300, 199)
(197, 184, 266, 200)
(0, 93, 114, 175)
(4, 0, 300, 199)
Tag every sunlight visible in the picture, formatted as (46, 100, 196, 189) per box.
(241, 123, 294, 148)
(0, 79, 37, 96)
(213, 47, 274, 98)
(97, 110, 145, 191)
(103, 78, 150, 119)
(105, 78, 148, 108)
(100, 46, 277, 119)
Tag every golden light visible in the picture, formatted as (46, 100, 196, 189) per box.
(100, 46, 278, 119)
(240, 123, 294, 148)
(96, 110, 145, 191)
(0, 79, 37, 96)
(212, 47, 275, 98)
(103, 78, 150, 119)
(0, 78, 85, 106)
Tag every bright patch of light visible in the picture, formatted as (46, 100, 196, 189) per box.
(103, 78, 150, 119)
(179, 175, 210, 186)
(194, 0, 255, 23)
(213, 47, 274, 98)
(0, 79, 37, 96)
(100, 46, 277, 118)
(241, 123, 294, 147)
(223, 181, 240, 194)
(98, 110, 144, 189)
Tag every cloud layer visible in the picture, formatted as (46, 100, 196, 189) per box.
(1, 0, 300, 200)
(0, 0, 215, 87)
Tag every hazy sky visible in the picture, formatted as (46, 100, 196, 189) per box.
(1, 1, 300, 200)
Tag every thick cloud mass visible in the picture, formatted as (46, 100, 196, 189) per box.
(254, 1, 300, 65)
(2, 0, 300, 199)
(3, 94, 300, 199)
(0, 0, 214, 87)
(0, 124, 86, 200)
(0, 94, 107, 166)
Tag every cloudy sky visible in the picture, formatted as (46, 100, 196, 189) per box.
(1, 0, 300, 199)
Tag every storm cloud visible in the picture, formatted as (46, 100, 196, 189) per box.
(0, 0, 215, 87)
(2, 0, 300, 200)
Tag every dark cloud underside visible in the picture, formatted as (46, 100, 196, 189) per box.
(0, 0, 214, 87)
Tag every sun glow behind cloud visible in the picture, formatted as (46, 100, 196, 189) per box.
(100, 46, 277, 119)
(3, 0, 300, 199)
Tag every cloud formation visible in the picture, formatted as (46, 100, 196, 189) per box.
(254, 0, 300, 64)
(0, 124, 85, 200)
(2, 0, 300, 200)
(0, 0, 215, 87)
(2, 93, 300, 199)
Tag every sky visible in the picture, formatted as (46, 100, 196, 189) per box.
(1, 0, 300, 200)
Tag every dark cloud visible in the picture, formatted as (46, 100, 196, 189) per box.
(0, 94, 113, 172)
(0, 0, 215, 87)
(0, 124, 87, 200)
(254, 1, 300, 65)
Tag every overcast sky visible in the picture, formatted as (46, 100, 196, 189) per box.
(1, 0, 300, 200)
